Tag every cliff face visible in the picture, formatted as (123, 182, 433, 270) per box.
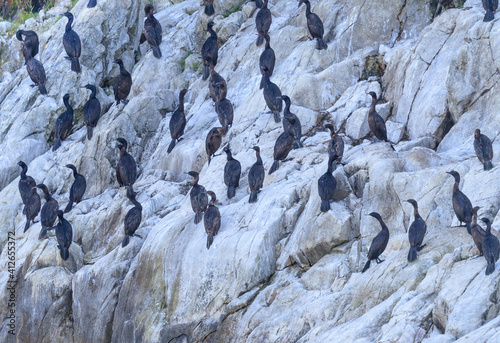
(0, 0, 499, 342)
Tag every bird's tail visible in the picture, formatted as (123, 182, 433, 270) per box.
(60, 247, 70, 261)
(269, 160, 279, 175)
(484, 11, 495, 22)
(87, 0, 97, 8)
(71, 57, 81, 73)
(207, 234, 214, 249)
(227, 186, 235, 199)
(64, 200, 73, 213)
(203, 64, 210, 81)
(38, 83, 47, 95)
(24, 219, 31, 233)
(293, 140, 303, 149)
(167, 139, 176, 153)
(152, 45, 162, 59)
(484, 160, 493, 171)
(273, 111, 280, 123)
(259, 75, 265, 90)
(362, 260, 371, 273)
(256, 35, 264, 47)
(466, 222, 472, 235)
(122, 235, 130, 247)
(53, 138, 62, 151)
(320, 200, 330, 212)
(205, 3, 215, 16)
(249, 191, 258, 203)
(408, 246, 417, 262)
(208, 155, 212, 165)
(38, 227, 48, 240)
(87, 126, 93, 140)
(316, 38, 328, 50)
(194, 212, 203, 224)
(486, 262, 496, 275)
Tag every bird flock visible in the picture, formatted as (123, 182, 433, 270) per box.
(13, 1, 499, 277)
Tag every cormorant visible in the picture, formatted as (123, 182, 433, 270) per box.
(481, 218, 499, 275)
(368, 92, 392, 148)
(37, 183, 59, 239)
(259, 32, 275, 89)
(24, 187, 41, 233)
(204, 191, 221, 249)
(206, 127, 225, 165)
(203, 0, 215, 16)
(215, 98, 233, 132)
(116, 138, 137, 187)
(143, 4, 162, 59)
(318, 156, 337, 212)
(122, 185, 143, 247)
(252, 0, 263, 9)
(474, 129, 494, 171)
(262, 66, 282, 123)
(168, 89, 188, 153)
(298, 0, 327, 50)
(209, 64, 227, 102)
(53, 94, 73, 151)
(64, 164, 86, 213)
(406, 199, 427, 262)
(325, 124, 344, 161)
(471, 206, 485, 256)
(282, 95, 303, 149)
(446, 170, 473, 234)
(16, 30, 39, 64)
(224, 147, 241, 199)
(188, 171, 208, 224)
(269, 116, 295, 174)
(82, 84, 101, 140)
(201, 22, 218, 81)
(113, 59, 132, 105)
(87, 0, 97, 8)
(55, 210, 73, 261)
(248, 146, 265, 203)
(63, 12, 81, 73)
(362, 212, 390, 273)
(26, 54, 47, 95)
(482, 0, 498, 22)
(255, 0, 271, 46)
(18, 161, 36, 207)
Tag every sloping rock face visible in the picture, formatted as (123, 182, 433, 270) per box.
(0, 0, 499, 342)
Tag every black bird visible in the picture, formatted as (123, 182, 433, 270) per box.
(269, 116, 295, 175)
(204, 191, 221, 249)
(224, 147, 241, 199)
(63, 12, 81, 73)
(325, 124, 344, 161)
(367, 92, 392, 147)
(474, 129, 494, 171)
(55, 210, 73, 261)
(82, 84, 101, 140)
(64, 164, 86, 213)
(203, 0, 215, 16)
(362, 212, 390, 273)
(209, 64, 227, 102)
(168, 89, 188, 153)
(298, 0, 327, 50)
(143, 4, 162, 59)
(37, 183, 59, 239)
(255, 0, 271, 46)
(262, 66, 282, 123)
(87, 0, 97, 8)
(248, 146, 265, 203)
(471, 206, 485, 256)
(113, 59, 132, 105)
(215, 98, 234, 132)
(406, 199, 427, 262)
(116, 138, 137, 187)
(252, 0, 264, 9)
(16, 30, 39, 64)
(282, 95, 303, 149)
(26, 54, 47, 95)
(188, 171, 208, 224)
(259, 32, 275, 90)
(483, 0, 498, 22)
(23, 187, 41, 233)
(481, 218, 499, 275)
(318, 156, 337, 212)
(122, 186, 143, 247)
(53, 94, 73, 151)
(206, 127, 225, 165)
(201, 22, 218, 81)
(446, 170, 473, 234)
(18, 161, 36, 207)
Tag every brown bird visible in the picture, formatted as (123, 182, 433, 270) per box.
(471, 206, 485, 256)
(204, 191, 221, 249)
(474, 129, 494, 171)
(206, 127, 225, 165)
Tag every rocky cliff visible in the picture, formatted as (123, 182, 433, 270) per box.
(0, 0, 499, 342)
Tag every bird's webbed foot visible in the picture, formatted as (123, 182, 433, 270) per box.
(417, 244, 426, 251)
(376, 258, 384, 264)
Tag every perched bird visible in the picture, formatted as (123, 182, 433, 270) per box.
(481, 218, 499, 275)
(203, 0, 215, 16)
(474, 129, 494, 171)
(168, 89, 188, 153)
(23, 187, 41, 233)
(53, 94, 73, 151)
(406, 199, 427, 262)
(87, 0, 97, 8)
(482, 0, 498, 22)
(113, 59, 132, 105)
(64, 164, 86, 213)
(362, 212, 390, 273)
(248, 146, 265, 203)
(55, 210, 73, 261)
(255, 0, 271, 46)
(215, 98, 234, 132)
(325, 124, 344, 161)
(206, 127, 225, 165)
(18, 161, 36, 207)
(471, 206, 486, 256)
(63, 12, 81, 73)
(252, 0, 264, 9)
(201, 22, 218, 81)
(224, 147, 241, 199)
(367, 92, 392, 148)
(259, 32, 275, 90)
(298, 0, 327, 50)
(269, 116, 295, 174)
(188, 171, 208, 225)
(122, 186, 143, 247)
(446, 170, 473, 234)
(82, 84, 101, 140)
(16, 30, 39, 64)
(116, 138, 137, 187)
(262, 66, 282, 123)
(204, 191, 221, 249)
(209, 64, 227, 102)
(282, 96, 303, 149)
(37, 183, 59, 239)
(143, 4, 162, 59)
(26, 54, 47, 95)
(318, 156, 337, 212)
